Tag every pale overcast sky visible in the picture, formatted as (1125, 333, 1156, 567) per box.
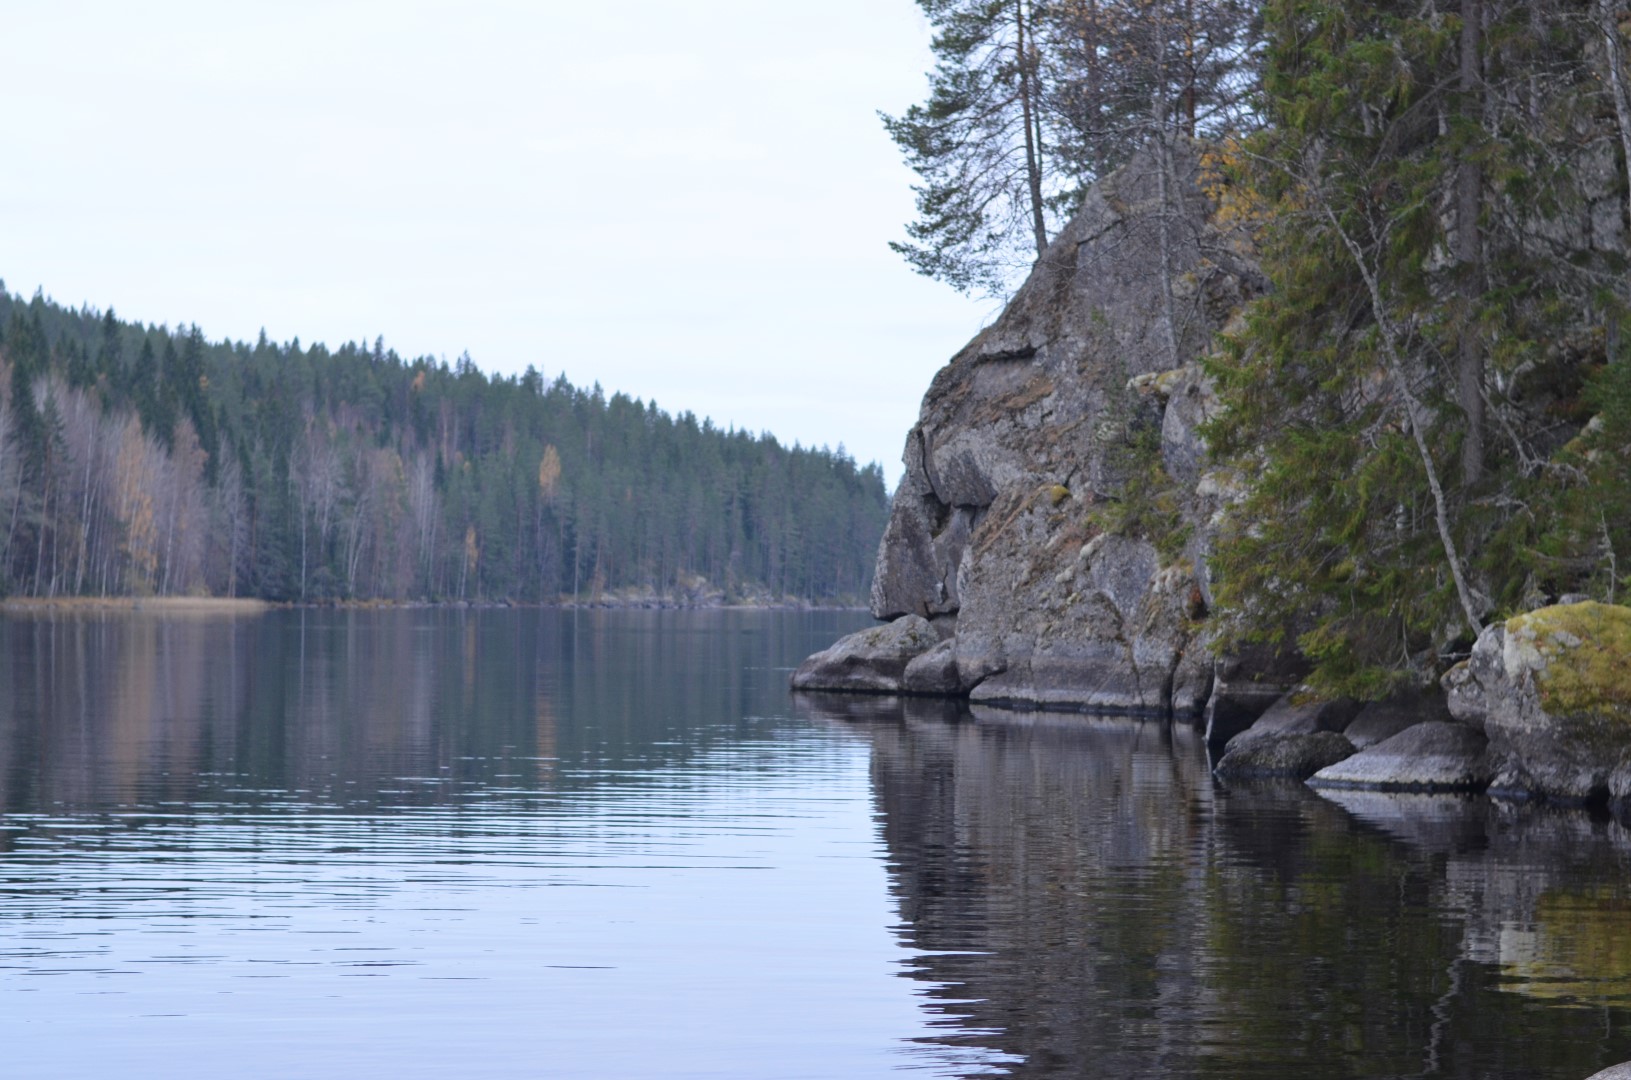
(0, 1, 996, 484)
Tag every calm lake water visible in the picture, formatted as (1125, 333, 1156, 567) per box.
(3, 609, 1631, 1079)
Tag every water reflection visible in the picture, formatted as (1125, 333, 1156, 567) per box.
(797, 694, 1631, 1079)
(2, 608, 963, 1080)
(11, 609, 1631, 1079)
(0, 607, 860, 817)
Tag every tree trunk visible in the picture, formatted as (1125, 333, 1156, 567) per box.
(1599, 0, 1631, 361)
(1455, 0, 1485, 485)
(1153, 31, 1182, 370)
(1086, 0, 1103, 174)
(1183, 0, 1198, 138)
(1016, 0, 1049, 259)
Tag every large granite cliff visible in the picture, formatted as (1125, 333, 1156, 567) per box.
(795, 140, 1631, 813)
(797, 139, 1271, 719)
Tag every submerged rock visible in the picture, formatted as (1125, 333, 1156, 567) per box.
(1443, 602, 1631, 804)
(1308, 722, 1490, 793)
(789, 615, 938, 694)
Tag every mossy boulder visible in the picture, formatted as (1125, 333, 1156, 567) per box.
(1504, 602, 1631, 720)
(1442, 602, 1631, 804)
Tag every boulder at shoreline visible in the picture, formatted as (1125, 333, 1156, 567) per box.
(790, 616, 938, 694)
(1443, 602, 1631, 805)
(1308, 721, 1490, 793)
(1214, 731, 1356, 781)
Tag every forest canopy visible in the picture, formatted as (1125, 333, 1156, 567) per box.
(0, 289, 888, 605)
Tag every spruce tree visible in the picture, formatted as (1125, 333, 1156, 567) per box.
(1205, 0, 1624, 695)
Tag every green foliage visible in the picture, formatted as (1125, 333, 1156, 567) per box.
(1511, 357, 1631, 605)
(885, 0, 1261, 295)
(882, 0, 1057, 295)
(0, 290, 889, 604)
(1205, 0, 1625, 697)
(1089, 395, 1190, 563)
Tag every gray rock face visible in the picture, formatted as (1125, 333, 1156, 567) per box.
(1229, 692, 1363, 747)
(1344, 691, 1452, 748)
(790, 615, 938, 694)
(858, 138, 1261, 713)
(1443, 603, 1631, 803)
(1309, 722, 1491, 792)
(902, 639, 972, 695)
(1442, 622, 1507, 735)
(960, 530, 1195, 713)
(1584, 1064, 1631, 1080)
(1214, 731, 1357, 781)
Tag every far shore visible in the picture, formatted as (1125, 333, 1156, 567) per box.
(0, 596, 867, 616)
(0, 596, 273, 615)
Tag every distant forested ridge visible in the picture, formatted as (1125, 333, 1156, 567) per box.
(0, 288, 887, 604)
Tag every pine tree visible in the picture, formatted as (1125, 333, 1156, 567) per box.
(882, 0, 1058, 294)
(886, 0, 1260, 294)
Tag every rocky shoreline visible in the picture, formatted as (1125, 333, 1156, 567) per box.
(792, 142, 1631, 814)
(795, 599, 1631, 809)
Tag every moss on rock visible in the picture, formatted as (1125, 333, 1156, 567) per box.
(1504, 602, 1631, 720)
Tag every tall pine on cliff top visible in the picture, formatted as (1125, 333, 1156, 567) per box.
(885, 0, 1260, 296)
(883, 0, 1057, 295)
(1205, 0, 1631, 696)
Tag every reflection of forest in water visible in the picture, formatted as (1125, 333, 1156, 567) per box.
(797, 694, 1631, 1080)
(0, 607, 868, 822)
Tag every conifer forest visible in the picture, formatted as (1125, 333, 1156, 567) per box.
(0, 290, 888, 604)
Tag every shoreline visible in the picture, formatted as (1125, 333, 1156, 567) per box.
(0, 596, 869, 615)
(0, 596, 273, 615)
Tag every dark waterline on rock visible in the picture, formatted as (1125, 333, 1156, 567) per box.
(3, 610, 1631, 1078)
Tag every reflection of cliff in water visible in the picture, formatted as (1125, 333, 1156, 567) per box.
(797, 694, 1631, 1079)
